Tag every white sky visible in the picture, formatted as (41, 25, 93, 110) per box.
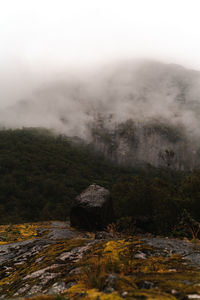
(0, 0, 200, 72)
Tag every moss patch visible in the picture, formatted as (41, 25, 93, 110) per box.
(62, 237, 200, 299)
(2, 223, 200, 299)
(0, 238, 87, 297)
(0, 222, 50, 244)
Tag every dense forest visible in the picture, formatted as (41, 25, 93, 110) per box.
(0, 128, 200, 236)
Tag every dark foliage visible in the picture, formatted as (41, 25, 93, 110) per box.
(0, 127, 200, 235)
(0, 128, 132, 224)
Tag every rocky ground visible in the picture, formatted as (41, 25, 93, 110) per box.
(1, 222, 200, 299)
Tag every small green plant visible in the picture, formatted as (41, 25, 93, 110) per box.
(6, 224, 13, 232)
(106, 223, 117, 236)
(116, 216, 136, 234)
(82, 264, 106, 290)
(191, 238, 200, 244)
(174, 209, 200, 239)
(55, 295, 69, 300)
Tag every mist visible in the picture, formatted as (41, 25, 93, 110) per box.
(0, 59, 200, 144)
(1, 0, 200, 145)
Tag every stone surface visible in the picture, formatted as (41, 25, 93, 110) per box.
(104, 273, 118, 293)
(0, 221, 91, 298)
(2, 221, 200, 299)
(143, 236, 200, 266)
(137, 281, 154, 289)
(59, 242, 95, 262)
(95, 231, 113, 240)
(134, 251, 147, 259)
(48, 281, 69, 294)
(70, 184, 114, 231)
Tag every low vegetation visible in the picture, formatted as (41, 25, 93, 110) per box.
(64, 238, 200, 299)
(2, 220, 200, 299)
(2, 228, 199, 300)
(0, 222, 50, 244)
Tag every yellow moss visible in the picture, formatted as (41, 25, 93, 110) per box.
(0, 241, 7, 245)
(158, 272, 200, 295)
(130, 290, 177, 300)
(87, 289, 122, 300)
(0, 231, 87, 297)
(22, 296, 56, 300)
(19, 224, 37, 237)
(0, 222, 51, 244)
(36, 238, 86, 263)
(103, 240, 131, 261)
(66, 283, 123, 299)
(67, 283, 86, 293)
(65, 238, 200, 300)
(3, 229, 200, 300)
(66, 284, 176, 299)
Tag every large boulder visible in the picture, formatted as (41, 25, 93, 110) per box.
(70, 184, 114, 231)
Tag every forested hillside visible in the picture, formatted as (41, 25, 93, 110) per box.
(2, 61, 200, 170)
(0, 128, 123, 223)
(0, 128, 200, 235)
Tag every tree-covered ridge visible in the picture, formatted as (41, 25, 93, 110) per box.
(0, 128, 133, 224)
(0, 128, 200, 236)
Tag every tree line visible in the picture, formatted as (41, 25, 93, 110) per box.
(0, 128, 199, 236)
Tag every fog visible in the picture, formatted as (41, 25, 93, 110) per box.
(0, 1, 200, 140)
(0, 59, 200, 142)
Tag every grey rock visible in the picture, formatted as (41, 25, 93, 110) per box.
(48, 281, 68, 294)
(65, 282, 76, 289)
(59, 242, 95, 262)
(0, 239, 53, 266)
(69, 267, 83, 275)
(138, 280, 154, 289)
(70, 184, 114, 231)
(95, 231, 113, 240)
(47, 228, 77, 240)
(13, 284, 30, 296)
(182, 280, 194, 285)
(121, 291, 128, 297)
(0, 221, 93, 298)
(104, 273, 118, 293)
(27, 285, 42, 296)
(171, 289, 178, 295)
(23, 264, 60, 280)
(134, 251, 146, 259)
(143, 237, 200, 267)
(104, 287, 115, 294)
(188, 295, 200, 299)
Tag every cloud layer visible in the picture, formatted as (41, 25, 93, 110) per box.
(0, 60, 200, 143)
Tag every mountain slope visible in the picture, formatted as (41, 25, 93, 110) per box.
(1, 60, 200, 169)
(0, 128, 126, 224)
(0, 128, 200, 234)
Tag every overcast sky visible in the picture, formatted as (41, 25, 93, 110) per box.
(0, 0, 200, 70)
(0, 0, 200, 107)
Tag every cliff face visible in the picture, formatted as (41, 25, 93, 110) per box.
(89, 118, 199, 170)
(85, 61, 200, 170)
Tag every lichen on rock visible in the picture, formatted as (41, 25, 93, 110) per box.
(1, 222, 200, 299)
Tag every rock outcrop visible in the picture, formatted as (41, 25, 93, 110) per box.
(70, 184, 114, 231)
(2, 221, 200, 299)
(90, 118, 199, 171)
